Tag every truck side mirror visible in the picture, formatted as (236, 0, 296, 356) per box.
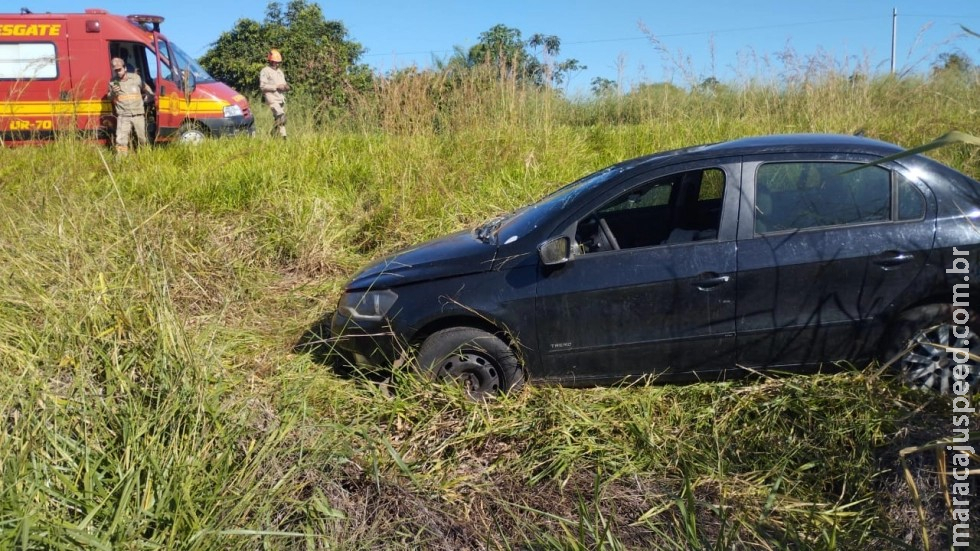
(182, 69, 196, 96)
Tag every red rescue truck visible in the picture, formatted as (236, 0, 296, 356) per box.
(0, 8, 254, 145)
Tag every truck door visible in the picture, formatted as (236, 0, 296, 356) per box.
(149, 38, 194, 142)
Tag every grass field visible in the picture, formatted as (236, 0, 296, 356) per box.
(1, 69, 979, 549)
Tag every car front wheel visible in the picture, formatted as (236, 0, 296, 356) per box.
(882, 304, 980, 394)
(416, 327, 525, 398)
(176, 122, 207, 144)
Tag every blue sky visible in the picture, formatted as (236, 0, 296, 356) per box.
(27, 1, 980, 93)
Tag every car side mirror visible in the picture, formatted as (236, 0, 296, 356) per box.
(538, 236, 572, 266)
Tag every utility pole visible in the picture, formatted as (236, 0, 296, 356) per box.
(891, 8, 897, 74)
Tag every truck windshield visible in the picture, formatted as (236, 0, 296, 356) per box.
(166, 41, 217, 84)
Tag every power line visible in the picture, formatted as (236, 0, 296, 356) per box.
(361, 13, 980, 61)
(362, 17, 880, 59)
(901, 13, 980, 19)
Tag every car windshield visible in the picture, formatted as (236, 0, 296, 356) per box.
(477, 165, 628, 245)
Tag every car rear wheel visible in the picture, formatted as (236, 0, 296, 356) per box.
(882, 304, 980, 394)
(416, 327, 525, 398)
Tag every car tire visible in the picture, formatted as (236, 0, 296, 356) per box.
(881, 304, 980, 394)
(416, 327, 525, 398)
(176, 122, 207, 144)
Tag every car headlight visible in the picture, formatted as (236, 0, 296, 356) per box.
(223, 105, 243, 118)
(338, 289, 398, 321)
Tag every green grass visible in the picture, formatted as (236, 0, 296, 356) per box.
(1, 69, 978, 549)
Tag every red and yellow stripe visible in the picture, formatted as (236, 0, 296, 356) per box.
(1, 97, 232, 118)
(0, 99, 111, 117)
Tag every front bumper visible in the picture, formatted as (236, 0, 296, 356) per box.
(329, 309, 401, 368)
(200, 114, 255, 138)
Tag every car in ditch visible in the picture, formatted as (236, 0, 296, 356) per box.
(330, 133, 980, 398)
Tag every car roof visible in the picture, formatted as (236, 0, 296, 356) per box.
(703, 133, 905, 155)
(624, 133, 908, 172)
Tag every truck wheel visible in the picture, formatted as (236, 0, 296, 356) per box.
(417, 328, 525, 399)
(176, 123, 206, 144)
(881, 304, 980, 394)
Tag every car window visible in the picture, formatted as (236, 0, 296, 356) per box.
(896, 172, 926, 221)
(577, 168, 726, 252)
(600, 181, 672, 212)
(698, 168, 725, 200)
(755, 162, 892, 233)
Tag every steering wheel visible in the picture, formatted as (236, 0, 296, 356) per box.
(597, 217, 620, 250)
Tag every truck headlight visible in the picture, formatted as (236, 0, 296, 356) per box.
(223, 105, 243, 118)
(338, 289, 398, 321)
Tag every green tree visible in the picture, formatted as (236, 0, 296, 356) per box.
(199, 0, 371, 110)
(446, 24, 584, 87)
(698, 76, 720, 90)
(590, 77, 617, 97)
(932, 52, 974, 75)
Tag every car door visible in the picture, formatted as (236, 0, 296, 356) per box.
(533, 159, 741, 384)
(735, 156, 936, 368)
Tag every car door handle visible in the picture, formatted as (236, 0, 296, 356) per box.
(874, 251, 914, 269)
(694, 272, 731, 290)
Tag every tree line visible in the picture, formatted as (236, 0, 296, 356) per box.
(201, 0, 977, 108)
(199, 0, 584, 112)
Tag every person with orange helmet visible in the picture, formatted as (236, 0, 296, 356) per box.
(259, 49, 290, 138)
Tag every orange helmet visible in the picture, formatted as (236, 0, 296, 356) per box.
(267, 49, 283, 62)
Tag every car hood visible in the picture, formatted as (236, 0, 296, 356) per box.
(346, 229, 497, 290)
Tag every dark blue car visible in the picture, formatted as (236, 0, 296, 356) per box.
(331, 134, 980, 398)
